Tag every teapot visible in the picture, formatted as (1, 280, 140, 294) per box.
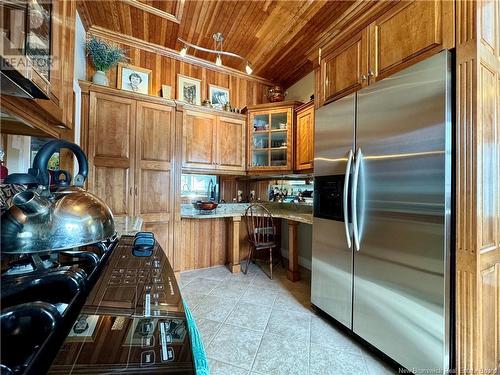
(1, 140, 115, 254)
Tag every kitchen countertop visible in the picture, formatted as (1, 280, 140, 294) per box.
(113, 216, 144, 237)
(181, 203, 313, 225)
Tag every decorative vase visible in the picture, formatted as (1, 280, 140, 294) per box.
(92, 70, 109, 86)
(267, 85, 286, 102)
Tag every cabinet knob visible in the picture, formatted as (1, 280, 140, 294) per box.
(368, 71, 374, 77)
(129, 187, 133, 196)
(361, 74, 367, 81)
(134, 186, 138, 196)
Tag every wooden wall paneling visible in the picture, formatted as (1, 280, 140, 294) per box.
(456, 0, 500, 372)
(85, 31, 271, 109)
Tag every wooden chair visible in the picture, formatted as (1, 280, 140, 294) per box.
(243, 203, 283, 279)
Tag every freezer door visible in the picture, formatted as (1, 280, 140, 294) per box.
(311, 94, 355, 328)
(353, 51, 452, 371)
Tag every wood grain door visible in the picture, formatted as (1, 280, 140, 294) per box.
(87, 92, 136, 217)
(134, 101, 175, 258)
(182, 110, 217, 170)
(321, 29, 369, 103)
(216, 116, 246, 172)
(368, 0, 454, 83)
(295, 104, 315, 171)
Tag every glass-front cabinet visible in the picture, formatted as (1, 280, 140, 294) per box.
(246, 101, 300, 172)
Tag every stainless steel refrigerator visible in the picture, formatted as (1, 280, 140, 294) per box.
(311, 51, 452, 372)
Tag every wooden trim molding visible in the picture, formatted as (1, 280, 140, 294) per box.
(121, 0, 184, 24)
(88, 25, 274, 86)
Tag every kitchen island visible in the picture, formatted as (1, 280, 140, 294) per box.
(180, 203, 312, 281)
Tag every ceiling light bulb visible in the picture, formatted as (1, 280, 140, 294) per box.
(245, 62, 253, 75)
(215, 55, 222, 67)
(179, 46, 187, 57)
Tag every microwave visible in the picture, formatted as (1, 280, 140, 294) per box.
(0, 0, 52, 99)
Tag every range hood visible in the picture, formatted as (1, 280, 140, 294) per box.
(1, 56, 50, 99)
(1, 0, 52, 99)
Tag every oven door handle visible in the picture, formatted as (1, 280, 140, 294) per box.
(343, 149, 353, 248)
(352, 148, 362, 251)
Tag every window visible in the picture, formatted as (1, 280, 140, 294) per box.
(181, 174, 218, 201)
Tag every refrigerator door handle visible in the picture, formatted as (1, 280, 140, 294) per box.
(343, 149, 354, 248)
(352, 148, 362, 251)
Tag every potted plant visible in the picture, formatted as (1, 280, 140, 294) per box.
(85, 36, 127, 86)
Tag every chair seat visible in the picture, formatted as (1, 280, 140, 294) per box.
(254, 241, 277, 250)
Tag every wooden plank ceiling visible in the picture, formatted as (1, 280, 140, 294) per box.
(77, 0, 354, 87)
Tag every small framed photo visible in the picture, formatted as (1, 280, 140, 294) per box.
(177, 74, 201, 105)
(209, 84, 230, 109)
(117, 63, 152, 95)
(161, 84, 172, 99)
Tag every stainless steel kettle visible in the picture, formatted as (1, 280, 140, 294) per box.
(1, 140, 115, 254)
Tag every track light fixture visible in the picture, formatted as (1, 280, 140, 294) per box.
(177, 32, 253, 75)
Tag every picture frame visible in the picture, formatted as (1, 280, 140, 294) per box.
(209, 84, 230, 109)
(177, 74, 201, 105)
(117, 63, 152, 95)
(161, 84, 172, 99)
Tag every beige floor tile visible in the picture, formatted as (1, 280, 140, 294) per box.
(265, 309, 311, 340)
(196, 266, 232, 281)
(310, 343, 369, 375)
(181, 277, 221, 295)
(208, 358, 248, 375)
(226, 302, 272, 331)
(252, 333, 309, 375)
(206, 324, 264, 370)
(192, 295, 238, 322)
(181, 292, 207, 311)
(240, 285, 278, 307)
(209, 279, 250, 298)
(310, 316, 362, 355)
(274, 289, 314, 314)
(195, 317, 221, 347)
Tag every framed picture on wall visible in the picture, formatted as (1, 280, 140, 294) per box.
(161, 84, 172, 99)
(209, 85, 230, 110)
(177, 75, 201, 105)
(117, 63, 152, 95)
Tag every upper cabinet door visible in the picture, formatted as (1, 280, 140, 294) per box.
(321, 29, 369, 104)
(216, 116, 246, 172)
(368, 0, 454, 83)
(295, 104, 315, 171)
(182, 110, 217, 170)
(87, 92, 136, 217)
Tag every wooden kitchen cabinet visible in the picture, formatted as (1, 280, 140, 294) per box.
(245, 101, 301, 172)
(367, 0, 454, 83)
(87, 92, 136, 217)
(294, 101, 315, 172)
(182, 107, 246, 174)
(318, 0, 454, 105)
(82, 83, 176, 258)
(182, 110, 217, 170)
(217, 116, 246, 172)
(321, 30, 369, 103)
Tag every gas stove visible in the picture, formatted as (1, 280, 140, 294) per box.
(1, 235, 196, 374)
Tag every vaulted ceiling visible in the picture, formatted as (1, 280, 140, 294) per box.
(77, 0, 354, 87)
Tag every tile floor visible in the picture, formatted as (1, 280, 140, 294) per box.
(180, 263, 397, 375)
